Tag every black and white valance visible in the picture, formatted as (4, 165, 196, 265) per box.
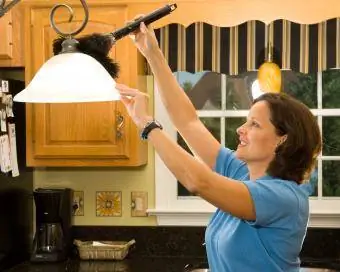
(154, 18, 340, 75)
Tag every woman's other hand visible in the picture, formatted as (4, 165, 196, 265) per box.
(128, 16, 160, 60)
(115, 83, 153, 129)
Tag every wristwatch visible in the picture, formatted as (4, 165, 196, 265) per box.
(140, 120, 163, 140)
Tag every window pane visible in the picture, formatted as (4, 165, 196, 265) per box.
(283, 71, 317, 108)
(322, 70, 340, 108)
(225, 72, 255, 110)
(322, 117, 340, 156)
(177, 134, 194, 197)
(322, 161, 340, 197)
(177, 134, 192, 155)
(177, 177, 194, 197)
(225, 118, 246, 150)
(306, 167, 318, 197)
(177, 118, 221, 196)
(224, 71, 317, 110)
(175, 71, 222, 110)
(200, 118, 221, 142)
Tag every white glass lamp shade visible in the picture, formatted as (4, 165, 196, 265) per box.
(13, 53, 120, 103)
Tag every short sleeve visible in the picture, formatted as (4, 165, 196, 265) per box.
(214, 147, 248, 180)
(242, 179, 306, 226)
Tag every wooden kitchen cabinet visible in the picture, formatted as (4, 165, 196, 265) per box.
(0, 7, 24, 67)
(24, 1, 147, 166)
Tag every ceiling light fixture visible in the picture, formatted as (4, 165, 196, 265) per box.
(257, 24, 282, 95)
(13, 0, 120, 103)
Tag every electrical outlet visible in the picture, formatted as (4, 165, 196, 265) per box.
(131, 191, 148, 217)
(72, 191, 84, 216)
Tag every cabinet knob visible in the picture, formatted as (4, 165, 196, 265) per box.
(116, 112, 124, 139)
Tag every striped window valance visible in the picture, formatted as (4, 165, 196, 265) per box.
(153, 18, 340, 75)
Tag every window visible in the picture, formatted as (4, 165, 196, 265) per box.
(148, 70, 340, 227)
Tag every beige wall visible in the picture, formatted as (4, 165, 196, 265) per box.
(34, 146, 157, 226)
(0, 69, 157, 226)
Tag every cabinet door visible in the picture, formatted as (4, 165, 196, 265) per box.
(0, 8, 24, 67)
(25, 3, 147, 166)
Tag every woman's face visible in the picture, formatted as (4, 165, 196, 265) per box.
(235, 101, 284, 165)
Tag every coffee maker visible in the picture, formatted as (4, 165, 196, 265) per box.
(31, 188, 72, 262)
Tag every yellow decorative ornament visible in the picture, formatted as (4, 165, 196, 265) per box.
(258, 48, 282, 93)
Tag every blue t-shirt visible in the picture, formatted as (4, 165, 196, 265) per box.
(205, 147, 311, 272)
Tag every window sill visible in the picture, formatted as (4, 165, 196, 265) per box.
(147, 209, 340, 228)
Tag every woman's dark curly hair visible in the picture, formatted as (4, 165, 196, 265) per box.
(253, 93, 322, 184)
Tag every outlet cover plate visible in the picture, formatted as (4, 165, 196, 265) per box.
(73, 191, 84, 216)
(131, 191, 148, 217)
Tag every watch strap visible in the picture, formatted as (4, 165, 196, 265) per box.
(140, 120, 163, 140)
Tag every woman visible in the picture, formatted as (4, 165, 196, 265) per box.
(116, 22, 322, 272)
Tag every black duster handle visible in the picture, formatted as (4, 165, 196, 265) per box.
(111, 3, 177, 41)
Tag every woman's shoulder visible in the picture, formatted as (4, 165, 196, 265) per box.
(256, 176, 309, 193)
(243, 176, 309, 225)
(254, 176, 310, 208)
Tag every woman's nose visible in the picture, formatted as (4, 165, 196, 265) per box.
(236, 125, 244, 135)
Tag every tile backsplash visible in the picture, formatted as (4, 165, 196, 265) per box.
(95, 191, 122, 217)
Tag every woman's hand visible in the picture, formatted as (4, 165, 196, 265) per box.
(115, 83, 153, 129)
(129, 19, 160, 60)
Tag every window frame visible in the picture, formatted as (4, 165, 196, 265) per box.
(147, 72, 340, 228)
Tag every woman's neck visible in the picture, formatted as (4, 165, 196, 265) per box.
(247, 163, 269, 181)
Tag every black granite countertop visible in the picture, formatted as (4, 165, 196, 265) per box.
(6, 226, 340, 272)
(5, 257, 207, 272)
(6, 257, 340, 272)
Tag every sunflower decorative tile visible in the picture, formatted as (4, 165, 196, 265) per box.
(96, 191, 122, 217)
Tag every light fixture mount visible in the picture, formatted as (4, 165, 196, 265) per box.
(60, 38, 80, 53)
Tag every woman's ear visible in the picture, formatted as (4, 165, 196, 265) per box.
(277, 135, 287, 147)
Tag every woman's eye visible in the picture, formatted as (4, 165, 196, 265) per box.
(251, 121, 260, 128)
